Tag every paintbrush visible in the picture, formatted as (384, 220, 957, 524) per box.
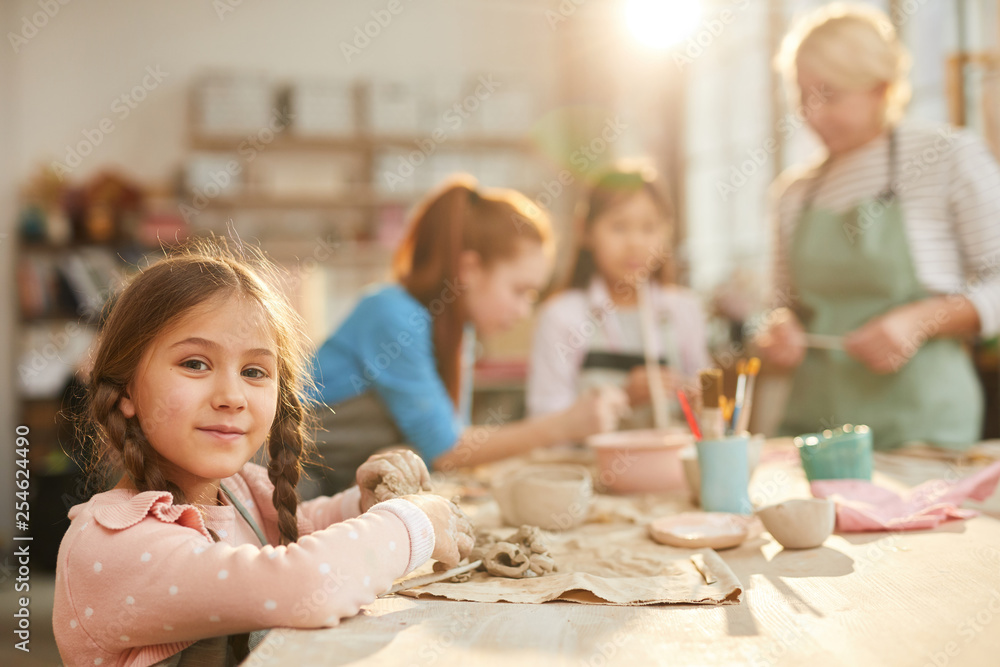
(699, 369, 725, 440)
(730, 359, 748, 434)
(677, 388, 702, 440)
(720, 396, 734, 436)
(736, 357, 760, 434)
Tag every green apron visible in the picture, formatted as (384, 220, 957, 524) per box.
(780, 130, 982, 450)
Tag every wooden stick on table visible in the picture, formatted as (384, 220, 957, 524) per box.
(637, 279, 670, 429)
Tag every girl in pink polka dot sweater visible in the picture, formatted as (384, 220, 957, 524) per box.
(53, 240, 474, 666)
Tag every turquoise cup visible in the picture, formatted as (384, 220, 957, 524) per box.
(696, 434, 752, 514)
(796, 424, 873, 481)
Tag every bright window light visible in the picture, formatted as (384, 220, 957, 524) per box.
(625, 0, 703, 50)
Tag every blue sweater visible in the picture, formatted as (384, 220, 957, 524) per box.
(310, 284, 465, 462)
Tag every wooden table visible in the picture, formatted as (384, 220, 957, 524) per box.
(247, 444, 1000, 667)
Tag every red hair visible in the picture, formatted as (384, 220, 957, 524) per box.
(393, 175, 552, 405)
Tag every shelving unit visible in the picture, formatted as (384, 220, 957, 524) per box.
(182, 74, 558, 351)
(15, 238, 146, 473)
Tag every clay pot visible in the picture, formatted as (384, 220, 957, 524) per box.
(585, 429, 692, 494)
(492, 464, 593, 531)
(756, 498, 835, 549)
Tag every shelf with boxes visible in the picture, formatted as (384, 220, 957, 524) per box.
(179, 72, 558, 344)
(181, 72, 551, 234)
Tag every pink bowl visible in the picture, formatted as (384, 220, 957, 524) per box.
(585, 429, 694, 494)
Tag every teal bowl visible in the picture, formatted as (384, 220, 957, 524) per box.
(795, 424, 873, 481)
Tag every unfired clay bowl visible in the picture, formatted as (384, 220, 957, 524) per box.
(492, 464, 593, 531)
(756, 498, 835, 549)
(585, 429, 693, 494)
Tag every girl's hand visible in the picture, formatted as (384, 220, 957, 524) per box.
(624, 365, 678, 407)
(755, 308, 807, 370)
(563, 386, 630, 441)
(357, 449, 433, 513)
(844, 305, 923, 374)
(400, 494, 475, 568)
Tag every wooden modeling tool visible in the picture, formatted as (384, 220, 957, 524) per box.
(386, 559, 484, 596)
(804, 333, 844, 350)
(637, 279, 670, 429)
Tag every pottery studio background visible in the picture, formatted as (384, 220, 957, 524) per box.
(1, 1, 999, 662)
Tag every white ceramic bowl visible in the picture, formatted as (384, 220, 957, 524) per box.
(756, 498, 835, 549)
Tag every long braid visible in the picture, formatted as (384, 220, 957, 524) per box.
(267, 388, 305, 545)
(90, 380, 187, 502)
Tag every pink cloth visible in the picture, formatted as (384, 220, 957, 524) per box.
(811, 461, 1000, 532)
(53, 463, 434, 667)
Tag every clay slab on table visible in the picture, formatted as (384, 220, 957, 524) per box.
(648, 512, 750, 550)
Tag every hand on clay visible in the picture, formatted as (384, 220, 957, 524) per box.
(624, 365, 678, 407)
(357, 449, 433, 513)
(401, 494, 475, 569)
(564, 385, 630, 441)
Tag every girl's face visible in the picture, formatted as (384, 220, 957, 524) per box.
(798, 67, 888, 156)
(119, 295, 279, 501)
(461, 240, 551, 338)
(587, 190, 670, 291)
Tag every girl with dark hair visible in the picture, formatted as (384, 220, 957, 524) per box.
(527, 163, 710, 428)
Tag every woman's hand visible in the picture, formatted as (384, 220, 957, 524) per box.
(755, 308, 807, 370)
(624, 365, 678, 407)
(562, 385, 630, 441)
(844, 304, 924, 374)
(357, 449, 433, 513)
(400, 494, 475, 568)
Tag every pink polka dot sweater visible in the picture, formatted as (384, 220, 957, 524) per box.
(52, 463, 435, 666)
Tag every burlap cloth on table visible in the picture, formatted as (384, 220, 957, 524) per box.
(397, 519, 743, 606)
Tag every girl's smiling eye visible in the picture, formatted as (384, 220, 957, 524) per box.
(242, 367, 270, 380)
(180, 359, 209, 371)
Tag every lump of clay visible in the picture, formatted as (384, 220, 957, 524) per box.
(528, 553, 556, 576)
(512, 526, 548, 554)
(484, 542, 531, 578)
(358, 450, 433, 511)
(479, 525, 557, 579)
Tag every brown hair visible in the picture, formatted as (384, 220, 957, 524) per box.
(87, 237, 313, 546)
(392, 174, 553, 404)
(563, 162, 676, 291)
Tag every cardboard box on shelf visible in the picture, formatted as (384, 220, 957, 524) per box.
(289, 80, 356, 137)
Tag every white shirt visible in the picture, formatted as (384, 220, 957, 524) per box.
(771, 122, 1000, 336)
(526, 277, 710, 417)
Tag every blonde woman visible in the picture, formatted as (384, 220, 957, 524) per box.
(756, 3, 1000, 450)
